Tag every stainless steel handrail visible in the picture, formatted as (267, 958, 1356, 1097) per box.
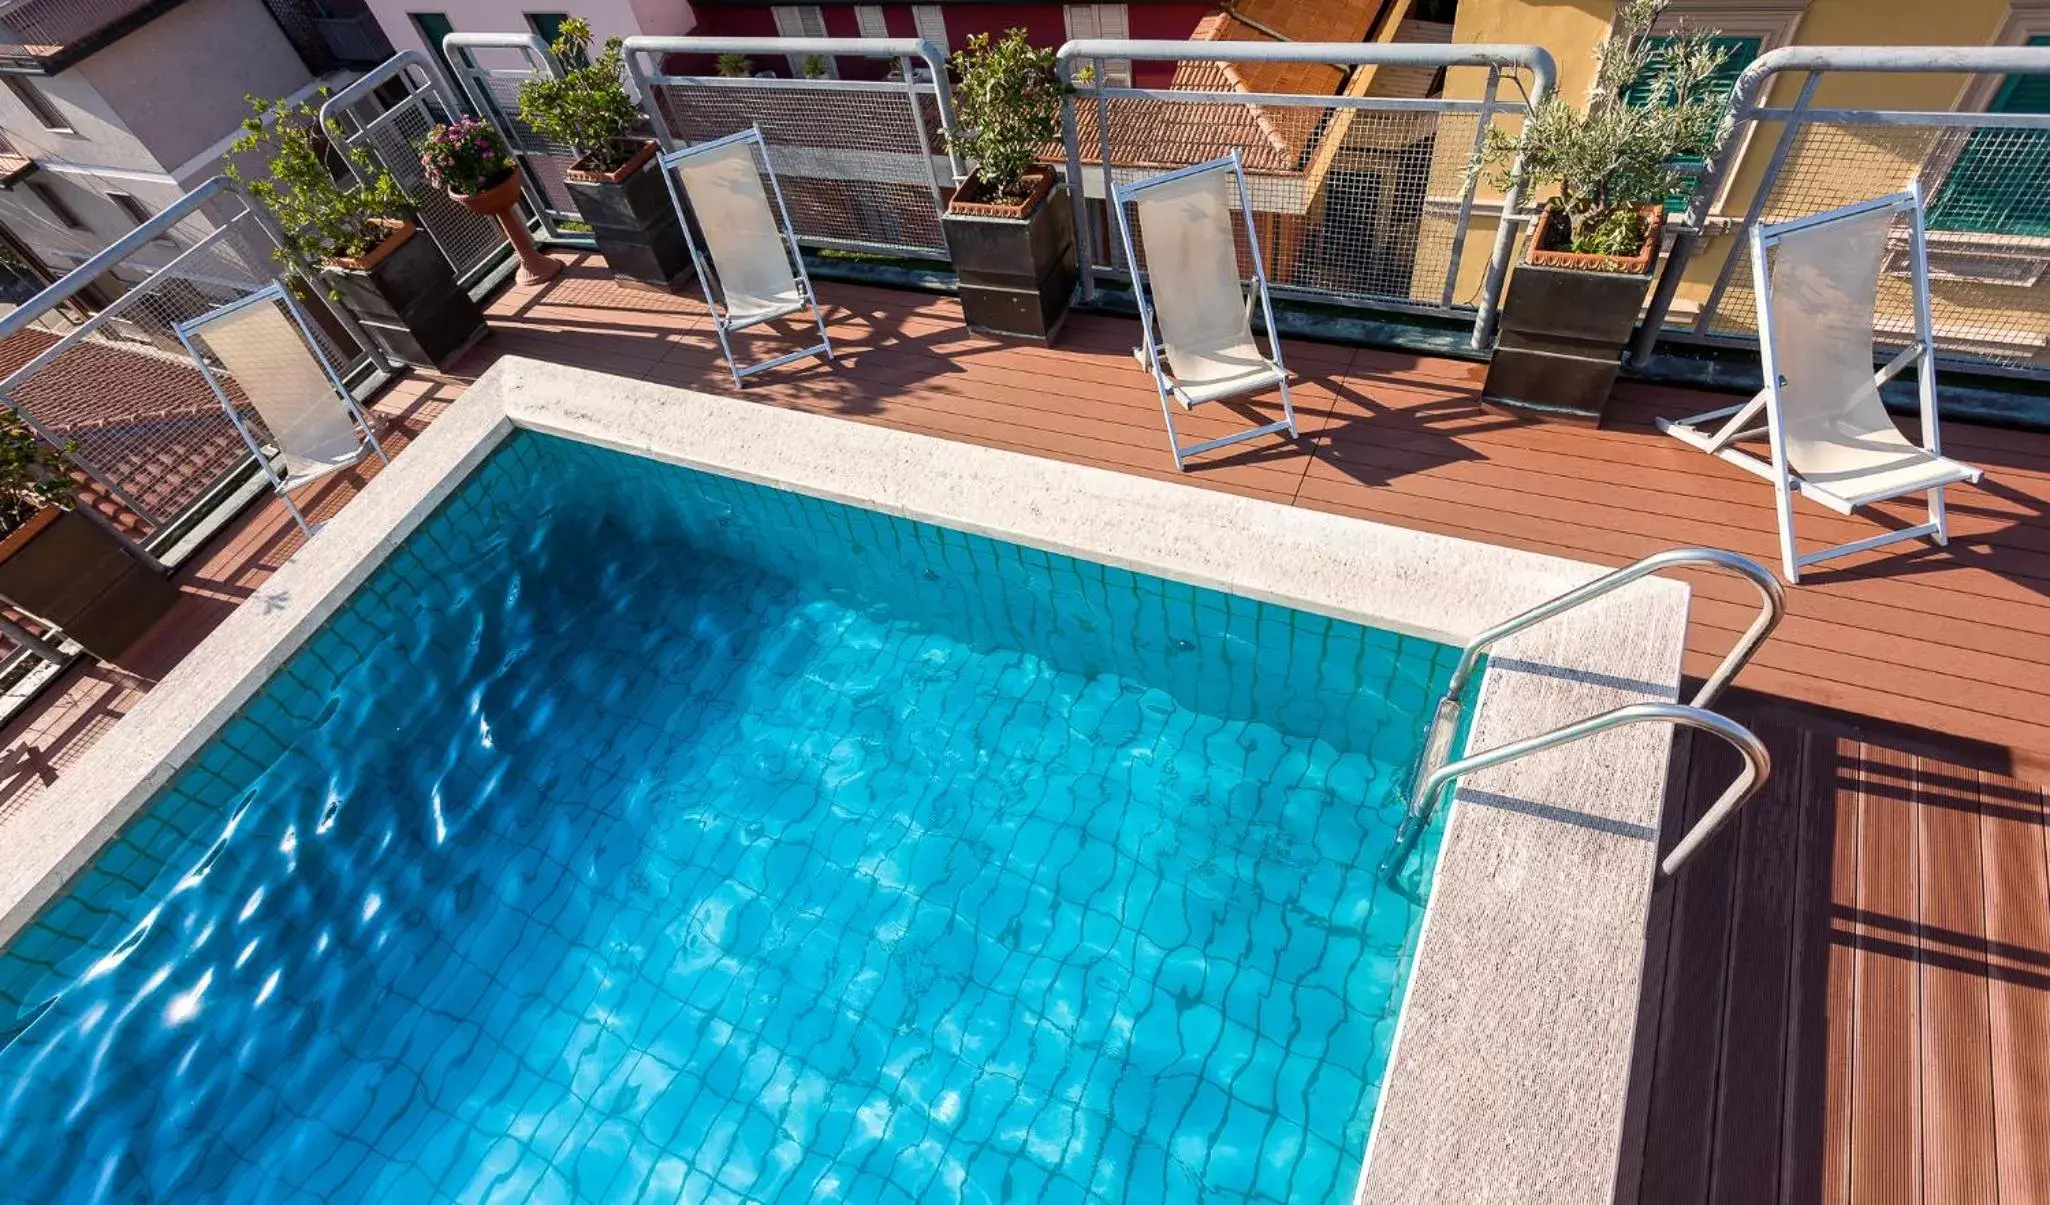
(1443, 547, 1785, 712)
(1385, 702, 1771, 878)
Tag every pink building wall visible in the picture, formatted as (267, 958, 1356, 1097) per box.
(360, 0, 698, 66)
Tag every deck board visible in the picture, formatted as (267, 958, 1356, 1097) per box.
(2, 260, 2047, 1201)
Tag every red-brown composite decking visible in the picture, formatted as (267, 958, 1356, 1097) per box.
(2, 257, 2045, 1200)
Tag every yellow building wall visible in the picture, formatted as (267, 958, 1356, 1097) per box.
(1409, 0, 2041, 367)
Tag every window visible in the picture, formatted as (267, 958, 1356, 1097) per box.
(1620, 34, 1762, 212)
(1926, 35, 2050, 238)
(526, 12, 585, 66)
(409, 12, 459, 87)
(106, 191, 151, 226)
(4, 77, 70, 133)
(1063, 5, 1130, 87)
(853, 5, 888, 39)
(27, 181, 84, 231)
(771, 5, 833, 77)
(911, 6, 948, 60)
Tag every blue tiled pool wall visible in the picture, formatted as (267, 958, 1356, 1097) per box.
(0, 430, 1462, 1203)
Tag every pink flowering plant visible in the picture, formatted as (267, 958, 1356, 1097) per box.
(420, 117, 515, 196)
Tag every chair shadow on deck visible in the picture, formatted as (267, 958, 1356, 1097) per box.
(1613, 686, 2049, 1205)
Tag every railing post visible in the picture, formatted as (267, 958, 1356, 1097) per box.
(1470, 51, 1556, 350)
(1057, 61, 1094, 301)
(1442, 66, 1499, 309)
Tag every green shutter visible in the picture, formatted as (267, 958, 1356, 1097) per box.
(1621, 35, 1763, 212)
(1926, 35, 2050, 238)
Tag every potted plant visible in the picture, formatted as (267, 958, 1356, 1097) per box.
(938, 29, 1077, 345)
(1472, 0, 1733, 424)
(0, 417, 177, 666)
(714, 54, 752, 79)
(517, 17, 689, 290)
(229, 95, 487, 370)
(421, 116, 562, 285)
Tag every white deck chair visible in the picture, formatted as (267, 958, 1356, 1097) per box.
(1112, 151, 1297, 470)
(659, 125, 834, 389)
(1657, 188, 1983, 582)
(175, 281, 388, 538)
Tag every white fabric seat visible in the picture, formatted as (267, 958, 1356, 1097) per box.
(661, 126, 834, 387)
(1113, 153, 1297, 469)
(1657, 188, 1983, 582)
(176, 282, 387, 538)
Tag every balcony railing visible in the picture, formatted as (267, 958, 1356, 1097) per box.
(0, 0, 187, 71)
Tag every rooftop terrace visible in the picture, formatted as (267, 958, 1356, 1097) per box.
(1, 259, 2045, 1199)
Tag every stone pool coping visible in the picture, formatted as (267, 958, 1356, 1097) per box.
(0, 356, 1690, 1205)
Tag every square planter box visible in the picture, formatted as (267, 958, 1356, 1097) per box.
(323, 221, 489, 370)
(565, 141, 693, 292)
(0, 507, 177, 666)
(1481, 209, 1663, 426)
(941, 171, 1076, 346)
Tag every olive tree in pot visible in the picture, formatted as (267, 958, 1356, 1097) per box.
(0, 418, 176, 666)
(518, 17, 689, 290)
(230, 96, 487, 370)
(421, 117, 563, 285)
(939, 30, 1076, 345)
(1473, 0, 1733, 424)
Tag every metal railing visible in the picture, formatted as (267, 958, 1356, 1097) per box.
(0, 0, 159, 66)
(1387, 548, 1783, 880)
(321, 51, 510, 288)
(0, 174, 389, 614)
(623, 35, 961, 261)
(1639, 44, 2050, 380)
(443, 32, 580, 240)
(1056, 39, 1554, 348)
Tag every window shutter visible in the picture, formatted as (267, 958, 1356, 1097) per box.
(772, 6, 834, 77)
(1065, 6, 1130, 87)
(854, 6, 888, 39)
(1620, 34, 1762, 212)
(1927, 35, 2050, 237)
(912, 6, 948, 60)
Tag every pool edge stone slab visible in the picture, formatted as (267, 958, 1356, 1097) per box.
(1, 356, 1692, 1205)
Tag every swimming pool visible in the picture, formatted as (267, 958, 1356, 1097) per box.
(0, 430, 1459, 1203)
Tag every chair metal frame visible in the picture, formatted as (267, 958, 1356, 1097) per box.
(1656, 187, 1982, 582)
(657, 124, 835, 389)
(1111, 150, 1298, 471)
(174, 280, 388, 538)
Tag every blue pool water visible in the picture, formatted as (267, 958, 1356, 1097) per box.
(0, 432, 1456, 1204)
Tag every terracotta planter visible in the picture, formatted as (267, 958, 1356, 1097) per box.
(1480, 205, 1667, 427)
(563, 139, 692, 291)
(449, 170, 561, 286)
(0, 507, 177, 666)
(940, 168, 1075, 346)
(322, 219, 488, 369)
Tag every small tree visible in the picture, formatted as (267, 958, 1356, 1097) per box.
(801, 54, 829, 80)
(714, 53, 752, 78)
(1473, 0, 1734, 259)
(226, 94, 414, 266)
(943, 29, 1070, 205)
(517, 16, 643, 174)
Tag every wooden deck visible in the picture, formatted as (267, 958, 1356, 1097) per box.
(3, 255, 2046, 1200)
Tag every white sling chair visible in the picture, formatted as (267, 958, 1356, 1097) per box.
(1112, 151, 1297, 470)
(659, 125, 834, 389)
(1657, 188, 1982, 582)
(175, 281, 387, 538)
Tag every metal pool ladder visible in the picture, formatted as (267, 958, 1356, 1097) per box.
(1384, 547, 1786, 881)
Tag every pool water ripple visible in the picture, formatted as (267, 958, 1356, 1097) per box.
(0, 433, 1454, 1203)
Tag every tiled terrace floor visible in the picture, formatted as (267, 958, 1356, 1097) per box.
(3, 255, 2046, 1201)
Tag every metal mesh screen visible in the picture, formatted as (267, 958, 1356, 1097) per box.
(1070, 72, 1514, 314)
(327, 69, 508, 285)
(450, 44, 581, 230)
(649, 77, 950, 259)
(1693, 118, 2050, 376)
(0, 205, 359, 538)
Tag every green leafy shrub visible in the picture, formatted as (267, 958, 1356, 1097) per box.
(517, 16, 644, 174)
(801, 54, 829, 80)
(714, 53, 752, 78)
(0, 414, 73, 536)
(1472, 0, 1734, 258)
(226, 93, 414, 266)
(943, 29, 1070, 205)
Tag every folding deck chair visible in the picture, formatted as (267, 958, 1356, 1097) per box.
(175, 281, 388, 538)
(1657, 188, 1983, 582)
(659, 125, 834, 389)
(1112, 151, 1297, 470)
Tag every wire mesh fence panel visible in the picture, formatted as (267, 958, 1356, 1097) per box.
(1067, 71, 1513, 315)
(0, 201, 364, 543)
(324, 60, 508, 286)
(648, 77, 951, 258)
(1692, 119, 2050, 376)
(446, 38, 580, 233)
